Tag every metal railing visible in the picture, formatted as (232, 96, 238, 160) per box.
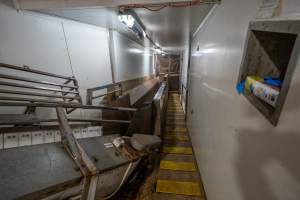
(0, 63, 139, 199)
(86, 82, 122, 105)
(180, 81, 188, 118)
(0, 62, 82, 114)
(0, 62, 137, 125)
(153, 75, 169, 136)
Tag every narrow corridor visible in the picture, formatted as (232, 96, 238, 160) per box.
(1, 1, 300, 199)
(154, 93, 205, 200)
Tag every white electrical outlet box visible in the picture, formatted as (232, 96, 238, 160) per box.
(87, 126, 102, 137)
(81, 128, 88, 138)
(73, 128, 82, 139)
(32, 131, 44, 145)
(87, 127, 94, 137)
(54, 130, 61, 142)
(4, 133, 19, 149)
(96, 126, 103, 136)
(44, 130, 55, 143)
(19, 132, 32, 146)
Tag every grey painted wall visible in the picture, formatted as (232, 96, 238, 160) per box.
(188, 0, 300, 200)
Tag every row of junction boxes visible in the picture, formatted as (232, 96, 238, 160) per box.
(0, 126, 102, 149)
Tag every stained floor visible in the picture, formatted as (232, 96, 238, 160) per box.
(114, 93, 205, 200)
(153, 92, 206, 200)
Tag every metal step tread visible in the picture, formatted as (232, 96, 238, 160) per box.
(160, 160, 196, 171)
(153, 93, 205, 199)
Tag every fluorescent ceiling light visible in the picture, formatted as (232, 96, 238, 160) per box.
(199, 48, 217, 54)
(118, 14, 135, 28)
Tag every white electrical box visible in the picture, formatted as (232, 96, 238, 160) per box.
(73, 128, 83, 139)
(54, 130, 61, 142)
(19, 132, 32, 146)
(32, 131, 44, 145)
(87, 126, 102, 137)
(44, 130, 55, 143)
(4, 133, 19, 149)
(82, 128, 88, 138)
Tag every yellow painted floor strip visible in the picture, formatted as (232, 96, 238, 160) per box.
(164, 134, 189, 141)
(165, 127, 187, 132)
(160, 160, 196, 171)
(163, 147, 193, 155)
(156, 180, 201, 196)
(166, 123, 186, 127)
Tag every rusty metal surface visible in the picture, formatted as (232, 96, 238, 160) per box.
(77, 135, 130, 172)
(0, 143, 82, 200)
(95, 161, 140, 198)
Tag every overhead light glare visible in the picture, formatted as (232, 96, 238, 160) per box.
(142, 30, 147, 38)
(155, 47, 163, 54)
(118, 14, 135, 28)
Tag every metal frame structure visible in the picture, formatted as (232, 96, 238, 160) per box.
(86, 82, 122, 105)
(0, 63, 169, 199)
(0, 63, 138, 199)
(153, 75, 169, 136)
(0, 62, 82, 114)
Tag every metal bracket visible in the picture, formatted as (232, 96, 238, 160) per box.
(56, 107, 97, 200)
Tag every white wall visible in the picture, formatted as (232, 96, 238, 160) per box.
(280, 0, 300, 18)
(112, 31, 154, 82)
(187, 0, 300, 200)
(0, 0, 112, 118)
(180, 48, 189, 112)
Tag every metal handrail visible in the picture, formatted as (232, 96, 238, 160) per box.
(0, 73, 78, 89)
(153, 79, 169, 136)
(0, 63, 75, 80)
(0, 116, 131, 126)
(0, 101, 137, 112)
(0, 89, 80, 100)
(0, 95, 79, 104)
(0, 62, 82, 114)
(87, 82, 121, 92)
(92, 89, 121, 99)
(153, 82, 167, 101)
(0, 80, 79, 95)
(87, 82, 122, 105)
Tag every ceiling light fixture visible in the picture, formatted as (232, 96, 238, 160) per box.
(118, 14, 135, 28)
(118, 12, 147, 40)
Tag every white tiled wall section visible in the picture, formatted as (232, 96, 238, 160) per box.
(0, 126, 102, 149)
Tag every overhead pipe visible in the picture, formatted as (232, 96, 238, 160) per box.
(119, 0, 221, 11)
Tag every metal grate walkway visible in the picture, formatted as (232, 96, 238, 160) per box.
(154, 93, 205, 200)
